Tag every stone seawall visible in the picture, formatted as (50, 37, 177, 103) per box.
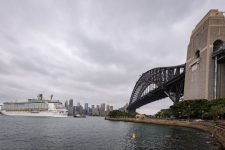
(105, 117, 225, 148)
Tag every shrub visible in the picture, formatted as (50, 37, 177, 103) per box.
(156, 98, 225, 120)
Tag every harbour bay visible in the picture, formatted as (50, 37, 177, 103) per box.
(0, 116, 223, 150)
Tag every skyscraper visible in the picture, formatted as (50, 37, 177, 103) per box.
(96, 105, 100, 110)
(65, 100, 68, 109)
(84, 103, 88, 115)
(106, 105, 110, 112)
(84, 103, 88, 110)
(68, 99, 74, 116)
(100, 103, 105, 111)
(69, 99, 73, 108)
(100, 103, 105, 116)
(109, 106, 113, 111)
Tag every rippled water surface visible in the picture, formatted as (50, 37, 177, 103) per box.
(0, 116, 223, 150)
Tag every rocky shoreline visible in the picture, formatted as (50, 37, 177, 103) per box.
(105, 117, 225, 148)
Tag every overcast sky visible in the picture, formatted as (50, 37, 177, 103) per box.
(0, 0, 225, 114)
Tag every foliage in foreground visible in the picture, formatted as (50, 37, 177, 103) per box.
(155, 98, 225, 120)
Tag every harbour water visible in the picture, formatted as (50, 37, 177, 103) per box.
(0, 116, 223, 150)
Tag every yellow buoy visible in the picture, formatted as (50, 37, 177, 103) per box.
(131, 133, 136, 140)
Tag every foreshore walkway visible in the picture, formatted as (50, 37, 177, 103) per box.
(105, 117, 225, 148)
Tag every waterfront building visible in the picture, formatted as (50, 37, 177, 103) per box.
(73, 106, 78, 115)
(73, 104, 83, 115)
(92, 107, 100, 116)
(78, 105, 83, 114)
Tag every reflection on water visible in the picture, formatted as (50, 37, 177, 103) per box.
(0, 116, 223, 150)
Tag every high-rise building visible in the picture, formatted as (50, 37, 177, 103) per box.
(96, 105, 100, 111)
(106, 105, 110, 112)
(100, 103, 106, 116)
(65, 100, 68, 109)
(69, 99, 73, 107)
(90, 105, 95, 115)
(68, 99, 74, 116)
(84, 103, 88, 111)
(84, 103, 88, 115)
(100, 103, 105, 111)
(109, 106, 113, 111)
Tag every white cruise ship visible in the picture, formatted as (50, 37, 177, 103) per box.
(0, 94, 68, 117)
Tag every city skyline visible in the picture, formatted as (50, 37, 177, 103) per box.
(65, 98, 114, 116)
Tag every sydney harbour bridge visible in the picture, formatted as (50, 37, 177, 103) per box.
(127, 10, 225, 112)
(127, 64, 185, 112)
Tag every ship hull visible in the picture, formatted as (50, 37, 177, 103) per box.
(1, 111, 68, 118)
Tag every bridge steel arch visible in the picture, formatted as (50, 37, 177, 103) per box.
(127, 64, 185, 112)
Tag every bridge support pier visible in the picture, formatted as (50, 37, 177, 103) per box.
(164, 79, 184, 104)
(164, 91, 179, 103)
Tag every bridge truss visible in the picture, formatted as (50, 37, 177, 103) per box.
(127, 64, 185, 112)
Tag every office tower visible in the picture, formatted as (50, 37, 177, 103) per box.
(96, 105, 100, 110)
(68, 99, 74, 116)
(100, 103, 105, 116)
(100, 103, 105, 111)
(65, 100, 68, 109)
(85, 103, 88, 111)
(106, 105, 110, 112)
(109, 106, 113, 111)
(69, 99, 73, 107)
(84, 103, 88, 115)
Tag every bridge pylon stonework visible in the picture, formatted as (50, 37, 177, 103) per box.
(184, 9, 225, 100)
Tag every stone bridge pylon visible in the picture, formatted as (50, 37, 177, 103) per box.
(184, 9, 225, 100)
